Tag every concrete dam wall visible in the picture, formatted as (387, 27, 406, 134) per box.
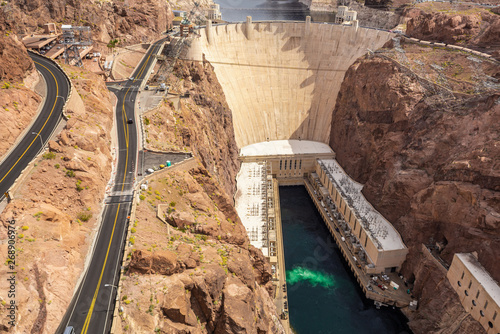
(188, 20, 393, 148)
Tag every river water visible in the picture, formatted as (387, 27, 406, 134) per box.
(280, 186, 412, 334)
(214, 0, 336, 22)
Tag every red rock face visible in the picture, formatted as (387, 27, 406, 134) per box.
(3, 0, 174, 45)
(0, 9, 34, 83)
(405, 8, 500, 56)
(329, 56, 499, 333)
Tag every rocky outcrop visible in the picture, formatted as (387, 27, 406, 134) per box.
(329, 52, 499, 333)
(349, 1, 402, 29)
(129, 249, 180, 275)
(2, 0, 174, 46)
(144, 60, 240, 196)
(405, 7, 500, 56)
(0, 9, 34, 83)
(121, 166, 280, 333)
(0, 9, 41, 160)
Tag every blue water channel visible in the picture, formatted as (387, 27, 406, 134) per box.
(280, 186, 412, 334)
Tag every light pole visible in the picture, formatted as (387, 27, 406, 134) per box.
(104, 284, 117, 289)
(56, 95, 66, 104)
(32, 132, 43, 147)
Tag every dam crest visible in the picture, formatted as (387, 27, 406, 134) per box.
(187, 18, 393, 148)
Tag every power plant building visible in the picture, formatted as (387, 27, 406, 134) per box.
(315, 159, 408, 273)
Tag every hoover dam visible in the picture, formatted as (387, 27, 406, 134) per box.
(188, 18, 393, 147)
(185, 17, 414, 331)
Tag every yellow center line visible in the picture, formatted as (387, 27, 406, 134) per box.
(0, 61, 59, 184)
(80, 42, 161, 333)
(80, 203, 121, 333)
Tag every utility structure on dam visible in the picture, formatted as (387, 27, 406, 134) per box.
(184, 16, 415, 321)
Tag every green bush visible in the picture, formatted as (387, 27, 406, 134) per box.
(169, 201, 176, 207)
(139, 194, 145, 200)
(54, 164, 60, 169)
(76, 180, 83, 192)
(144, 117, 150, 125)
(66, 169, 75, 177)
(42, 152, 56, 160)
(77, 212, 92, 222)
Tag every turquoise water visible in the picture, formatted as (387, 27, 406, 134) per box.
(280, 186, 412, 334)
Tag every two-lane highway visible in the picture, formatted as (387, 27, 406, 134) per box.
(0, 53, 70, 198)
(57, 38, 165, 334)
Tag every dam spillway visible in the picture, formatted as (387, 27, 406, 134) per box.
(189, 19, 392, 147)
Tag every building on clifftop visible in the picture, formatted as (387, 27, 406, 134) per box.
(335, 6, 358, 27)
(447, 253, 500, 334)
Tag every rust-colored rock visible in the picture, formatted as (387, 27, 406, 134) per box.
(329, 53, 499, 333)
(5, 0, 174, 46)
(129, 249, 179, 275)
(159, 280, 198, 327)
(404, 8, 500, 56)
(144, 60, 241, 196)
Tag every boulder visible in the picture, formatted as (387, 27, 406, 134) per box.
(128, 249, 179, 275)
(159, 280, 198, 327)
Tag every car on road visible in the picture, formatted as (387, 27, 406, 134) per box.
(127, 118, 134, 124)
(63, 326, 75, 334)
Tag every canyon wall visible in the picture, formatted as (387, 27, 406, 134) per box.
(0, 9, 42, 160)
(1, 0, 174, 46)
(329, 46, 499, 333)
(404, 6, 500, 58)
(122, 59, 280, 333)
(195, 22, 393, 148)
(144, 59, 241, 196)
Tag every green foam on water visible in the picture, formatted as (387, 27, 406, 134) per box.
(286, 266, 335, 289)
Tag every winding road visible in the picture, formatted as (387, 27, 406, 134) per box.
(0, 52, 70, 199)
(57, 38, 165, 334)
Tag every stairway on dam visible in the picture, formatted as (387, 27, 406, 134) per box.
(186, 18, 393, 148)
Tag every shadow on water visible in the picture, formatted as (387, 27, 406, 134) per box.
(280, 186, 412, 334)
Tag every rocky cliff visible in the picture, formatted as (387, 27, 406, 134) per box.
(405, 6, 500, 57)
(2, 0, 174, 46)
(144, 60, 240, 196)
(329, 42, 499, 333)
(121, 59, 280, 333)
(121, 164, 281, 333)
(0, 64, 115, 333)
(0, 8, 42, 160)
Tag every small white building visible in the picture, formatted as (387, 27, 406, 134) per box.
(207, 4, 221, 21)
(335, 6, 358, 26)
